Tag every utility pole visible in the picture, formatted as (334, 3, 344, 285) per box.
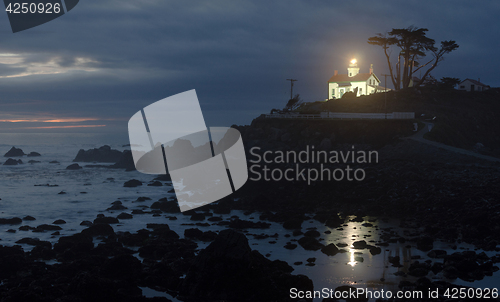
(381, 74, 389, 119)
(286, 79, 297, 100)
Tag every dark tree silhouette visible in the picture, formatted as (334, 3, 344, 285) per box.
(439, 77, 460, 90)
(368, 26, 458, 90)
(284, 94, 302, 111)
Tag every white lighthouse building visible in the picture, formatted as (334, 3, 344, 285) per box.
(328, 59, 388, 99)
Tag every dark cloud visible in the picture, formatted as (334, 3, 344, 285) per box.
(0, 0, 498, 132)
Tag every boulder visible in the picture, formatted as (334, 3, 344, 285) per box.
(4, 147, 24, 157)
(297, 236, 324, 251)
(15, 237, 51, 248)
(93, 216, 119, 224)
(184, 228, 203, 239)
(0, 217, 22, 224)
(33, 224, 63, 232)
(73, 145, 123, 163)
(321, 243, 339, 256)
(53, 233, 93, 255)
(117, 212, 133, 219)
(179, 229, 313, 301)
(123, 179, 142, 187)
(109, 150, 136, 171)
(66, 163, 82, 170)
(3, 158, 23, 165)
(82, 223, 115, 236)
(352, 240, 368, 249)
(27, 152, 41, 157)
(303, 230, 321, 237)
(150, 198, 180, 213)
(147, 181, 163, 186)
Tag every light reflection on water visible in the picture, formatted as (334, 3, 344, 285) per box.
(0, 134, 498, 302)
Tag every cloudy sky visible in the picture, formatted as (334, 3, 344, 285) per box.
(0, 1, 498, 133)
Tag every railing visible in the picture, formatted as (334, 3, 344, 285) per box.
(265, 113, 321, 119)
(265, 112, 415, 120)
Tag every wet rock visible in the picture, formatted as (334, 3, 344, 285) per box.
(368, 245, 382, 255)
(184, 228, 203, 239)
(153, 174, 172, 182)
(49, 160, 59, 164)
(117, 212, 133, 219)
(284, 242, 298, 250)
(33, 224, 63, 232)
(4, 147, 24, 157)
(135, 196, 151, 202)
(3, 158, 23, 165)
(84, 222, 116, 236)
(0, 217, 22, 224)
(93, 216, 119, 224)
(106, 201, 128, 211)
(352, 240, 368, 249)
(73, 145, 123, 162)
(408, 261, 431, 277)
(190, 213, 206, 221)
(207, 216, 223, 222)
(19, 225, 35, 231)
(27, 151, 41, 157)
(123, 179, 142, 187)
(28, 160, 41, 164)
(304, 230, 320, 237)
(147, 181, 163, 186)
(200, 231, 217, 242)
(297, 236, 324, 251)
(15, 237, 51, 248)
(321, 243, 339, 256)
(109, 150, 136, 171)
(427, 249, 447, 259)
(150, 198, 180, 213)
(53, 219, 66, 224)
(80, 220, 93, 226)
(53, 233, 93, 256)
(179, 229, 313, 301)
(66, 163, 82, 170)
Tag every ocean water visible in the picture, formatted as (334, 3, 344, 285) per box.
(0, 133, 498, 301)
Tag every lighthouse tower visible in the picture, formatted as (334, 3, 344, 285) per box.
(348, 59, 359, 77)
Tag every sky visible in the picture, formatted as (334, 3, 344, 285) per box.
(0, 0, 499, 133)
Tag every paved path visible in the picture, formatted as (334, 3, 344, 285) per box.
(406, 121, 500, 162)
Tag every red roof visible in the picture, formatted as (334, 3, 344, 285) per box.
(328, 72, 379, 83)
